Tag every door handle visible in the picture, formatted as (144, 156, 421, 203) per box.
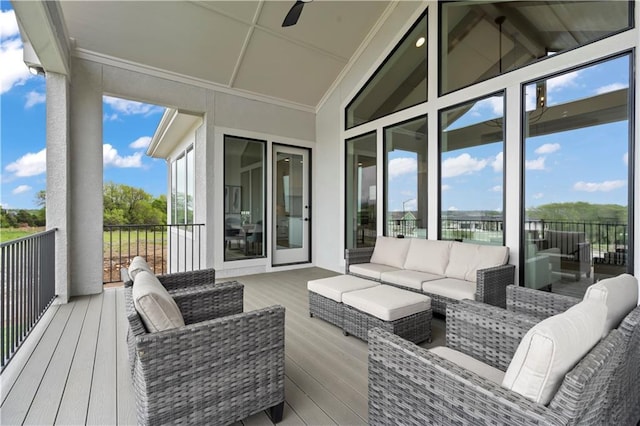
(304, 218, 309, 222)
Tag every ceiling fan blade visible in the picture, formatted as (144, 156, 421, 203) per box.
(282, 1, 305, 27)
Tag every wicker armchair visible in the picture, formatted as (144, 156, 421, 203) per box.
(121, 266, 216, 290)
(368, 282, 640, 425)
(124, 281, 285, 425)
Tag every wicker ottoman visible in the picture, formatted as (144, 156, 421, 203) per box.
(342, 285, 432, 344)
(308, 275, 380, 328)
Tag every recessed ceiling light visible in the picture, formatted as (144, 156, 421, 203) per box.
(415, 37, 425, 48)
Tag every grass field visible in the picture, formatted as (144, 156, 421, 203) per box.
(0, 228, 46, 243)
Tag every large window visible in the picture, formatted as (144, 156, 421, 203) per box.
(522, 54, 632, 292)
(440, 93, 505, 244)
(224, 136, 265, 261)
(170, 146, 193, 224)
(384, 116, 428, 238)
(345, 11, 427, 129)
(440, 1, 633, 94)
(346, 132, 377, 249)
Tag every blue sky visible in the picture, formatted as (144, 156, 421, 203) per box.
(1, 1, 165, 210)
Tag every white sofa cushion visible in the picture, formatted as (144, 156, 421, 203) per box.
(403, 239, 452, 275)
(349, 263, 400, 281)
(502, 299, 606, 405)
(128, 256, 153, 280)
(584, 273, 638, 336)
(430, 346, 506, 384)
(421, 278, 476, 301)
(369, 236, 411, 269)
(342, 285, 431, 321)
(307, 275, 379, 302)
(380, 269, 444, 291)
(132, 270, 185, 332)
(445, 242, 509, 282)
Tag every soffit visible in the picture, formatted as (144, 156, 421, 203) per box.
(57, 0, 394, 110)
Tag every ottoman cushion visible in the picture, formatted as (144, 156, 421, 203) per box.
(308, 275, 379, 302)
(342, 285, 431, 321)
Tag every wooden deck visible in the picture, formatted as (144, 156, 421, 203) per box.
(1, 267, 445, 425)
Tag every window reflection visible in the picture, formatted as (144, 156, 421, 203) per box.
(346, 132, 377, 249)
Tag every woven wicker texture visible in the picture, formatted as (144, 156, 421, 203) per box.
(309, 291, 344, 327)
(124, 280, 285, 425)
(345, 247, 514, 315)
(122, 267, 216, 290)
(506, 285, 580, 320)
(369, 327, 625, 425)
(343, 305, 431, 344)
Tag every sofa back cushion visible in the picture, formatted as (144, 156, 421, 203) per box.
(502, 299, 606, 405)
(584, 273, 638, 337)
(132, 270, 185, 332)
(370, 236, 411, 269)
(445, 242, 509, 282)
(128, 256, 153, 280)
(403, 239, 452, 275)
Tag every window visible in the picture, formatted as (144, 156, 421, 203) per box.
(440, 1, 633, 94)
(346, 132, 377, 249)
(522, 54, 632, 292)
(440, 93, 505, 244)
(384, 116, 428, 238)
(224, 136, 265, 261)
(345, 11, 427, 129)
(170, 146, 193, 224)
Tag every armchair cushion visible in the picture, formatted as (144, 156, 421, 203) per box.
(445, 242, 509, 282)
(584, 273, 638, 336)
(369, 236, 411, 269)
(430, 346, 505, 384)
(128, 256, 153, 280)
(132, 270, 185, 332)
(502, 299, 606, 405)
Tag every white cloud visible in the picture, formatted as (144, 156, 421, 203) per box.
(442, 184, 451, 191)
(490, 185, 502, 192)
(6, 149, 47, 177)
(595, 82, 627, 95)
(533, 193, 544, 199)
(388, 157, 417, 179)
(535, 143, 560, 155)
(448, 206, 458, 211)
(103, 96, 163, 116)
(25, 90, 46, 108)
(0, 37, 31, 95)
(524, 86, 537, 111)
(129, 136, 152, 150)
(103, 113, 119, 122)
(471, 96, 503, 116)
(574, 180, 625, 192)
(12, 184, 32, 195)
(547, 71, 581, 93)
(1, 10, 19, 38)
(103, 144, 143, 168)
(492, 152, 503, 172)
(525, 157, 545, 170)
(623, 152, 628, 166)
(442, 153, 487, 178)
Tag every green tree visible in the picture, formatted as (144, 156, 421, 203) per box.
(103, 182, 167, 225)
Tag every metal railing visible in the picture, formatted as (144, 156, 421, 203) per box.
(103, 224, 205, 283)
(1, 229, 56, 370)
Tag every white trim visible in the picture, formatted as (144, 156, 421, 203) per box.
(73, 48, 316, 114)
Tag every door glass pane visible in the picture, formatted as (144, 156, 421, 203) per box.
(384, 116, 427, 238)
(440, 1, 633, 95)
(224, 136, 265, 261)
(276, 152, 303, 250)
(346, 132, 377, 249)
(523, 54, 631, 293)
(186, 148, 194, 223)
(440, 93, 505, 244)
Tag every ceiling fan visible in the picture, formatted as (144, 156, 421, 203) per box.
(282, 0, 312, 27)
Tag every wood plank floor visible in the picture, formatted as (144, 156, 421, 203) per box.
(0, 267, 445, 425)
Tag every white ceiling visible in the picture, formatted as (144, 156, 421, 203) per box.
(58, 0, 393, 109)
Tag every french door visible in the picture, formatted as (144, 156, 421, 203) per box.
(272, 145, 310, 265)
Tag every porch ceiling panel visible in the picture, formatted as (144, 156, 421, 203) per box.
(54, 1, 394, 109)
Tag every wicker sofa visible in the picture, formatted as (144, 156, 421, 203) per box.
(123, 261, 285, 425)
(345, 237, 514, 314)
(369, 274, 640, 425)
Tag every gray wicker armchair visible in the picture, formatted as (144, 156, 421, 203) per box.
(368, 283, 640, 425)
(124, 281, 285, 425)
(121, 266, 216, 290)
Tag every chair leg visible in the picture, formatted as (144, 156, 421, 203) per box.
(267, 401, 284, 423)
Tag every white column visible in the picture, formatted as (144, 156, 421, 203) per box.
(46, 72, 71, 302)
